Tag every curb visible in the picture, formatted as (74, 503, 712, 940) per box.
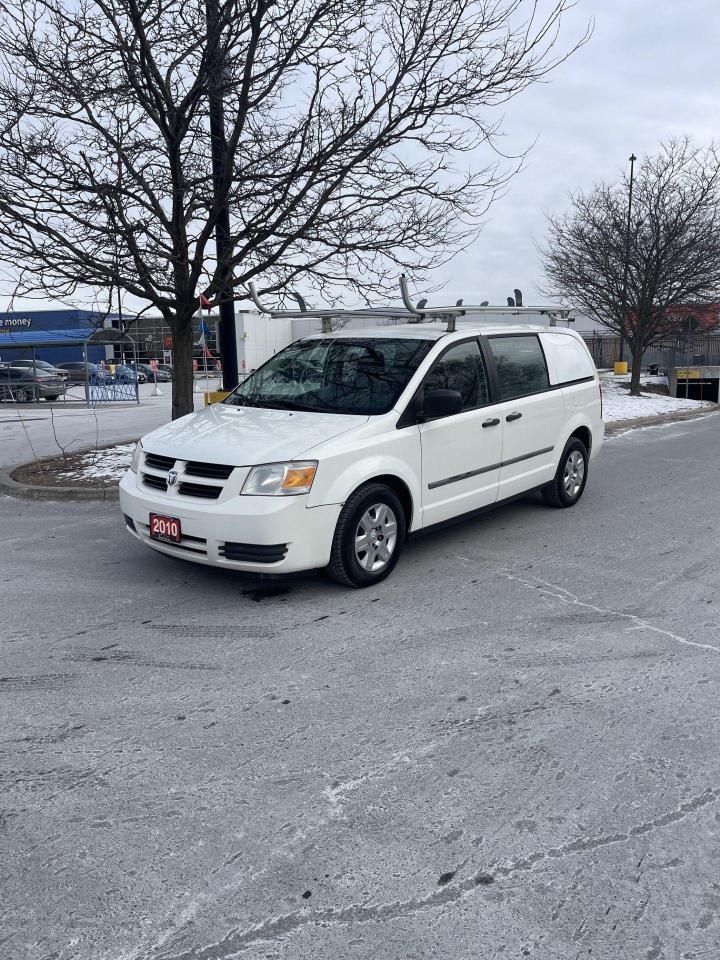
(0, 467, 120, 501)
(604, 406, 719, 436)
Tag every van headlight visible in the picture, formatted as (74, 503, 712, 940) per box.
(241, 461, 318, 496)
(129, 441, 143, 473)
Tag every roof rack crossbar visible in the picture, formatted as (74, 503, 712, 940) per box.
(247, 278, 571, 331)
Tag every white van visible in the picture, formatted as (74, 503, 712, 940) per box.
(119, 323, 603, 587)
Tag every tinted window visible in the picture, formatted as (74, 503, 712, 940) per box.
(489, 336, 549, 400)
(423, 340, 489, 410)
(225, 338, 433, 416)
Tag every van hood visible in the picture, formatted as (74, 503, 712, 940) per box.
(141, 403, 367, 466)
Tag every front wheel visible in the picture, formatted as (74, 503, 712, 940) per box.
(327, 483, 406, 587)
(542, 437, 589, 508)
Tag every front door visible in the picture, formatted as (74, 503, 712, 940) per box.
(420, 339, 503, 527)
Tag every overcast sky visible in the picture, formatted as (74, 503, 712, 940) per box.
(429, 0, 720, 309)
(2, 0, 719, 315)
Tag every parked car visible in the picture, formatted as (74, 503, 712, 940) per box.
(55, 361, 112, 384)
(120, 323, 603, 587)
(133, 362, 171, 382)
(0, 366, 68, 402)
(6, 359, 71, 381)
(112, 363, 142, 384)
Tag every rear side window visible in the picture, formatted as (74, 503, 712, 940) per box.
(423, 340, 489, 411)
(541, 333, 596, 384)
(489, 335, 549, 401)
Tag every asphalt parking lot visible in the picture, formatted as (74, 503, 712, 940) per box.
(2, 414, 720, 960)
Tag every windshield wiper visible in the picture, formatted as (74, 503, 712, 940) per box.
(250, 398, 310, 411)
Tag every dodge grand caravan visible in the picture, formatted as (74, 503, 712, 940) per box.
(120, 323, 603, 587)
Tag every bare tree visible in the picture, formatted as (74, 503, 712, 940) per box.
(541, 139, 720, 394)
(0, 0, 585, 417)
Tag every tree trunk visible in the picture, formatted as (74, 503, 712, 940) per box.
(629, 342, 643, 396)
(171, 312, 195, 420)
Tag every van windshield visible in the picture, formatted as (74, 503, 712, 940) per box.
(224, 338, 433, 415)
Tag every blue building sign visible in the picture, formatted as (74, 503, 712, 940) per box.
(0, 309, 111, 365)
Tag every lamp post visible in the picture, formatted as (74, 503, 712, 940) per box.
(205, 0, 238, 391)
(619, 153, 637, 363)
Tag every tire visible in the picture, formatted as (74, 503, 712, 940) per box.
(327, 482, 406, 587)
(15, 387, 32, 403)
(46, 394, 59, 402)
(542, 437, 589, 508)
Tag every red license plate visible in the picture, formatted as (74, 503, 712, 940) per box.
(149, 513, 181, 544)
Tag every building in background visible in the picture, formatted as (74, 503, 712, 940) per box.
(0, 309, 110, 365)
(0, 308, 221, 369)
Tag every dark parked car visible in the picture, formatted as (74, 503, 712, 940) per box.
(55, 361, 112, 384)
(0, 366, 68, 402)
(7, 359, 71, 381)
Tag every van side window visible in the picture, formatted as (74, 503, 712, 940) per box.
(489, 335, 549, 401)
(423, 340, 489, 410)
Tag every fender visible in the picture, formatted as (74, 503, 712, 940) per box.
(307, 441, 422, 531)
(555, 412, 597, 467)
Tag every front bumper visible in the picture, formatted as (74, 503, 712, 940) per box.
(119, 470, 341, 574)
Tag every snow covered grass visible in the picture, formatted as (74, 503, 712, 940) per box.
(600, 373, 713, 423)
(54, 442, 135, 482)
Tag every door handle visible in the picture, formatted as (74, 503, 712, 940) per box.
(506, 412, 523, 422)
(482, 418, 500, 428)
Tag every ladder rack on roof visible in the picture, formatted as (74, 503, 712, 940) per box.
(248, 275, 572, 333)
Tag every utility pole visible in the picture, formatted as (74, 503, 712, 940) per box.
(619, 152, 637, 363)
(205, 0, 238, 391)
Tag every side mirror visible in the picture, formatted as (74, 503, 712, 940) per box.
(420, 388, 463, 420)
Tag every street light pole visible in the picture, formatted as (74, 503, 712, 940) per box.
(619, 152, 637, 364)
(205, 0, 238, 391)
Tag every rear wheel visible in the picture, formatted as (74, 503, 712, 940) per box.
(542, 437, 589, 508)
(15, 387, 32, 403)
(327, 482, 406, 587)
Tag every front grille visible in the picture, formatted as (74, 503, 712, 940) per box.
(144, 452, 176, 471)
(185, 460, 234, 480)
(142, 473, 167, 491)
(178, 481, 222, 500)
(220, 542, 288, 563)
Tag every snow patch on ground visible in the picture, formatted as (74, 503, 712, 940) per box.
(55, 443, 135, 482)
(600, 374, 713, 423)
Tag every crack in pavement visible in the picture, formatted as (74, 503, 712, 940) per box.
(454, 556, 720, 656)
(493, 786, 719, 879)
(148, 787, 719, 960)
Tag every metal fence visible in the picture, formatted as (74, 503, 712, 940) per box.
(581, 332, 720, 371)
